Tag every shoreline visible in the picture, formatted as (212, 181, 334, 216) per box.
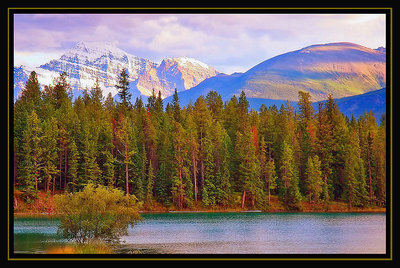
(13, 208, 386, 217)
(13, 190, 386, 217)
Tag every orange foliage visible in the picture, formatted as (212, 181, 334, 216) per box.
(251, 125, 258, 150)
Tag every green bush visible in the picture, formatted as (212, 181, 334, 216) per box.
(54, 183, 142, 244)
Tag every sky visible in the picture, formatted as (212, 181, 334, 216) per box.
(13, 13, 386, 74)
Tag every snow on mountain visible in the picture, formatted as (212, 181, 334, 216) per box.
(37, 41, 157, 98)
(132, 56, 220, 98)
(14, 41, 220, 102)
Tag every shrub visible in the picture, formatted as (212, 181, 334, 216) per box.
(54, 183, 142, 244)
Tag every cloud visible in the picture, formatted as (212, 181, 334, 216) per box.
(13, 13, 386, 73)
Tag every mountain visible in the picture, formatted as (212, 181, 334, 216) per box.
(333, 87, 386, 120)
(131, 56, 220, 99)
(169, 42, 386, 104)
(13, 41, 220, 101)
(39, 41, 158, 98)
(248, 88, 386, 120)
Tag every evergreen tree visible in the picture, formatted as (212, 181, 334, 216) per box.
(305, 155, 323, 203)
(279, 141, 303, 210)
(19, 71, 42, 110)
(68, 139, 79, 192)
(19, 110, 43, 192)
(41, 117, 59, 193)
(184, 111, 200, 202)
(114, 113, 137, 195)
(172, 88, 182, 123)
(194, 96, 213, 195)
(235, 130, 264, 209)
(223, 95, 239, 145)
(260, 136, 276, 206)
(116, 68, 131, 109)
(205, 91, 223, 122)
(171, 122, 191, 208)
(343, 126, 369, 208)
(315, 102, 334, 199)
(146, 160, 155, 204)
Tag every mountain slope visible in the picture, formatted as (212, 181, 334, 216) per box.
(176, 42, 385, 103)
(246, 88, 386, 120)
(14, 41, 220, 101)
(131, 56, 220, 98)
(38, 41, 158, 97)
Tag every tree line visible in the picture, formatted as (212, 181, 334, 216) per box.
(13, 69, 387, 210)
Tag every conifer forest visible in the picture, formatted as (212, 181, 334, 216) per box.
(13, 70, 387, 211)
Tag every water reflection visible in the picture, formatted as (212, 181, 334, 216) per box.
(14, 213, 386, 254)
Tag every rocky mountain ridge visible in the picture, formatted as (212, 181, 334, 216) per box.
(13, 41, 220, 101)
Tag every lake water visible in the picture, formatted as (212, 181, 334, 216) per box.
(13, 212, 386, 255)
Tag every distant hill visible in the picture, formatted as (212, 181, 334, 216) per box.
(165, 88, 386, 121)
(247, 88, 386, 121)
(333, 87, 386, 121)
(169, 42, 385, 104)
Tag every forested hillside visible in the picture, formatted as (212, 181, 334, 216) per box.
(13, 70, 387, 211)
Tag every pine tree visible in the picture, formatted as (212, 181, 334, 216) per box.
(102, 150, 116, 188)
(19, 71, 42, 110)
(194, 96, 213, 196)
(19, 110, 43, 192)
(260, 136, 276, 206)
(315, 102, 334, 199)
(202, 133, 215, 207)
(53, 72, 72, 109)
(223, 95, 239, 145)
(343, 125, 369, 208)
(114, 113, 137, 195)
(41, 117, 59, 193)
(235, 130, 264, 209)
(184, 111, 199, 202)
(80, 120, 101, 186)
(374, 117, 386, 206)
(297, 91, 316, 195)
(279, 141, 303, 210)
(116, 68, 131, 109)
(154, 114, 173, 206)
(68, 139, 79, 192)
(172, 88, 182, 123)
(216, 131, 232, 207)
(171, 122, 191, 209)
(133, 143, 146, 201)
(206, 91, 223, 122)
(146, 160, 155, 204)
(305, 155, 323, 203)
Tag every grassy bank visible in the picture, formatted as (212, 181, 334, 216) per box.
(13, 190, 386, 215)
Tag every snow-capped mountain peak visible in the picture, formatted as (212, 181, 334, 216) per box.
(167, 56, 212, 70)
(64, 41, 133, 62)
(14, 41, 220, 101)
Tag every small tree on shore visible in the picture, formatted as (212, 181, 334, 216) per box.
(55, 183, 142, 244)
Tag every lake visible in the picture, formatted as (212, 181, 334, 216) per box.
(13, 212, 386, 255)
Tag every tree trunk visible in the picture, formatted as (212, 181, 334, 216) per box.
(52, 177, 55, 195)
(64, 149, 68, 191)
(241, 190, 246, 209)
(179, 168, 183, 209)
(200, 132, 204, 189)
(192, 152, 197, 202)
(125, 144, 129, 195)
(268, 184, 271, 206)
(367, 153, 373, 205)
(59, 151, 62, 189)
